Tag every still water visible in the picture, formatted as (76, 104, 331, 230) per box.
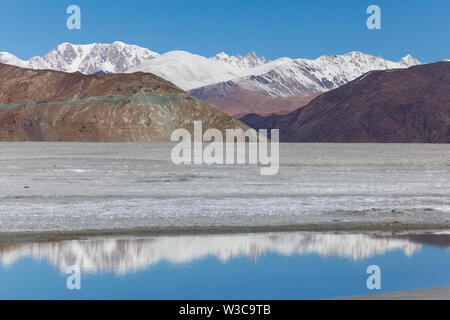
(0, 232, 449, 299)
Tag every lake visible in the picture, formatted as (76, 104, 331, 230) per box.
(0, 232, 449, 299)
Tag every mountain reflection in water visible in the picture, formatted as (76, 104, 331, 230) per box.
(0, 232, 448, 275)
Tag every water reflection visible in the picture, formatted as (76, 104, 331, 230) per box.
(2, 232, 445, 276)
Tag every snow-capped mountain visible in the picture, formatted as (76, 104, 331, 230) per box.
(210, 51, 268, 69)
(0, 43, 265, 91)
(134, 50, 420, 95)
(191, 52, 421, 98)
(0, 42, 421, 98)
(398, 54, 421, 67)
(129, 50, 248, 90)
(0, 41, 159, 74)
(0, 52, 28, 68)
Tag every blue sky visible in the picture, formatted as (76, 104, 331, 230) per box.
(1, 0, 449, 63)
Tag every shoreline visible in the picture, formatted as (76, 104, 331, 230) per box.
(0, 222, 449, 243)
(338, 286, 450, 300)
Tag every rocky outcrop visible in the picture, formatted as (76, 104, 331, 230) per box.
(0, 63, 247, 142)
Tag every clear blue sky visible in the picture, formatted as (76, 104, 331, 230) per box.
(1, 0, 449, 63)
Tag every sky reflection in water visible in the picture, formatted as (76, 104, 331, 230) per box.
(0, 232, 449, 299)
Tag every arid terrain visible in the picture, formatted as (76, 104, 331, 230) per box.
(0, 63, 247, 142)
(191, 88, 318, 117)
(241, 62, 450, 143)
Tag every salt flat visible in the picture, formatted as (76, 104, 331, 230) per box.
(0, 143, 448, 235)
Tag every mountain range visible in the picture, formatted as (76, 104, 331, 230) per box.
(1, 42, 423, 116)
(240, 62, 450, 143)
(190, 52, 420, 98)
(1, 43, 448, 143)
(0, 42, 159, 74)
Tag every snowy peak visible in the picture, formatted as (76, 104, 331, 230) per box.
(0, 43, 424, 97)
(30, 42, 160, 74)
(192, 52, 423, 98)
(210, 51, 267, 69)
(132, 50, 248, 90)
(398, 54, 421, 67)
(4, 42, 159, 74)
(0, 52, 27, 68)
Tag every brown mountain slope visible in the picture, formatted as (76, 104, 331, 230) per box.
(241, 62, 450, 143)
(0, 63, 247, 142)
(200, 89, 318, 117)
